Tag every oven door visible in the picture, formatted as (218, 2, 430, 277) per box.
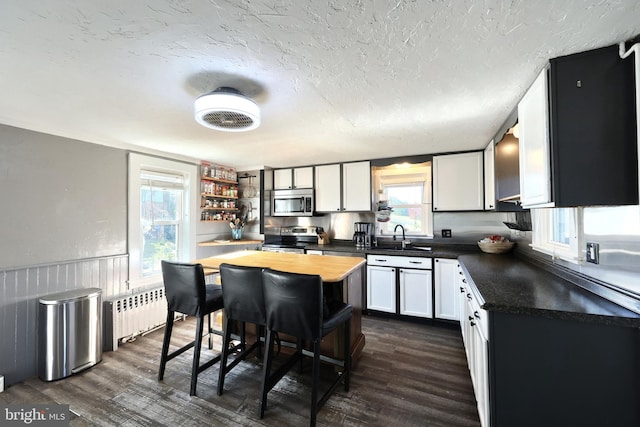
(262, 245, 305, 254)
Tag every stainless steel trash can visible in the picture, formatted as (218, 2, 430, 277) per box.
(38, 288, 102, 381)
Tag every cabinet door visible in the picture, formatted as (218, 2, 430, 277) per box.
(273, 168, 293, 190)
(293, 167, 314, 189)
(474, 328, 490, 427)
(366, 265, 396, 313)
(484, 141, 495, 210)
(433, 152, 484, 211)
(315, 164, 341, 212)
(434, 258, 460, 321)
(495, 132, 521, 202)
(399, 268, 433, 318)
(518, 68, 552, 207)
(342, 161, 372, 211)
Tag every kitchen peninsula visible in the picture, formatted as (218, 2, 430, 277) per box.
(195, 251, 366, 364)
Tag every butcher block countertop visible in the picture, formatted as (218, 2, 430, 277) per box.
(197, 239, 263, 247)
(195, 250, 366, 282)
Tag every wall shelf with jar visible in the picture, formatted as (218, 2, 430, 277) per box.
(200, 162, 239, 222)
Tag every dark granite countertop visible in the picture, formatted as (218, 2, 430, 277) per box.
(305, 241, 479, 259)
(458, 253, 640, 328)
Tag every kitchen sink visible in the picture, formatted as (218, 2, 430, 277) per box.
(375, 244, 432, 252)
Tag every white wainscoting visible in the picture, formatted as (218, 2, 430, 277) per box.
(0, 254, 129, 386)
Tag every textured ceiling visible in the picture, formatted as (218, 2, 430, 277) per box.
(1, 1, 639, 169)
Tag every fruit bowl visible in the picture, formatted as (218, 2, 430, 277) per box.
(478, 236, 515, 254)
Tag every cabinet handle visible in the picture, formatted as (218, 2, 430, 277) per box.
(374, 259, 387, 262)
(409, 261, 422, 264)
(474, 311, 480, 319)
(462, 279, 467, 283)
(458, 271, 462, 275)
(467, 293, 472, 300)
(470, 320, 476, 327)
(460, 287, 465, 293)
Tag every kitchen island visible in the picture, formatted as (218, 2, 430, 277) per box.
(195, 250, 366, 365)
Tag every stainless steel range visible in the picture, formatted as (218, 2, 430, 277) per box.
(262, 226, 321, 254)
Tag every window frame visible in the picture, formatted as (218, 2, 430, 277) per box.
(531, 207, 584, 263)
(128, 153, 198, 289)
(374, 163, 433, 237)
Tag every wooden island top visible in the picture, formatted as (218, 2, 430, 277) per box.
(195, 250, 365, 283)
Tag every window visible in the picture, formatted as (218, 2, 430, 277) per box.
(531, 207, 583, 263)
(140, 171, 184, 277)
(128, 154, 198, 289)
(373, 162, 433, 236)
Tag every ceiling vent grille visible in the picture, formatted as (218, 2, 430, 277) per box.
(194, 87, 260, 132)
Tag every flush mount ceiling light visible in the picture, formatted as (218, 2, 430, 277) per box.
(194, 87, 260, 132)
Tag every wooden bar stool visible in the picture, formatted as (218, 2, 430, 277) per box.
(158, 260, 224, 396)
(260, 268, 352, 426)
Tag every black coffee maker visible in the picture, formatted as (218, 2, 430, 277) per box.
(353, 222, 373, 248)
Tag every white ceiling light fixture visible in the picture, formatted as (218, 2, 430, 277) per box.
(194, 87, 260, 132)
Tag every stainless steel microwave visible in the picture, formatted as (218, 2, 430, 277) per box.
(271, 189, 314, 216)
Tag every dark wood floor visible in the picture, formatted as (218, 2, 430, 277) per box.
(1, 315, 481, 426)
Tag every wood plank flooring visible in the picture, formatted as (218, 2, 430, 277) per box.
(0, 315, 481, 426)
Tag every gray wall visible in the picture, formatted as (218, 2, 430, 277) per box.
(0, 124, 127, 269)
(0, 124, 130, 386)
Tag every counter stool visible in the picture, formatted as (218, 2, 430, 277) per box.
(217, 263, 267, 396)
(158, 260, 224, 396)
(260, 268, 352, 426)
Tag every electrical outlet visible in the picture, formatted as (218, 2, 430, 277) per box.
(442, 229, 452, 238)
(586, 242, 599, 264)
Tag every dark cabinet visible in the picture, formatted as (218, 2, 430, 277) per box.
(490, 311, 640, 427)
(519, 44, 638, 207)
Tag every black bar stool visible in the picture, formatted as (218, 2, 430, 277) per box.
(260, 268, 352, 426)
(158, 260, 224, 396)
(217, 263, 266, 396)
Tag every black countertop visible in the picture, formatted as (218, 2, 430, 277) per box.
(309, 241, 640, 327)
(458, 253, 640, 328)
(305, 241, 479, 259)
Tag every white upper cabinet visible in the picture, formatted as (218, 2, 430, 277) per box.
(315, 164, 342, 211)
(342, 161, 372, 211)
(518, 69, 552, 207)
(483, 140, 496, 210)
(315, 161, 371, 212)
(273, 167, 313, 190)
(433, 152, 484, 211)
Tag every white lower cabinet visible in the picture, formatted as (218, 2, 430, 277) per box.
(434, 258, 460, 320)
(399, 268, 433, 317)
(367, 255, 432, 318)
(459, 265, 490, 427)
(366, 265, 396, 313)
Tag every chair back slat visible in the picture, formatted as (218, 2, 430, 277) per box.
(262, 268, 323, 341)
(219, 263, 266, 325)
(161, 261, 206, 316)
